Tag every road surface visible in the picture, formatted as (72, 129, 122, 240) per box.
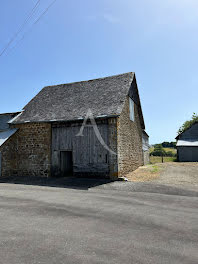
(0, 182, 197, 264)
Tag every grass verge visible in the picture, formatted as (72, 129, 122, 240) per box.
(150, 156, 177, 164)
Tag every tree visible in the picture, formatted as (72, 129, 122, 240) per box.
(150, 144, 166, 157)
(162, 141, 176, 149)
(162, 142, 170, 148)
(177, 113, 198, 135)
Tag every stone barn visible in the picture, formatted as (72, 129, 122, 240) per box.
(0, 72, 149, 179)
(176, 122, 198, 162)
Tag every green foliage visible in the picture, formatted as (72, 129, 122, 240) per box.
(165, 151, 177, 157)
(150, 145, 177, 157)
(162, 142, 176, 149)
(151, 165, 160, 173)
(178, 113, 198, 135)
(153, 142, 176, 149)
(154, 144, 163, 150)
(150, 156, 177, 164)
(150, 144, 166, 157)
(150, 151, 163, 156)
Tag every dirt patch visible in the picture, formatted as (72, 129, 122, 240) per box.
(167, 162, 198, 167)
(126, 162, 198, 189)
(126, 164, 163, 182)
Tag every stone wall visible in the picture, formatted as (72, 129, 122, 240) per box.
(0, 123, 51, 177)
(117, 97, 143, 176)
(0, 132, 18, 177)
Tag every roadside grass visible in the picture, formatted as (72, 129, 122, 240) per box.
(163, 147, 177, 154)
(150, 147, 176, 154)
(151, 164, 160, 173)
(150, 156, 177, 164)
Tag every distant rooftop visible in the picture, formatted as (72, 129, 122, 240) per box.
(0, 112, 21, 131)
(0, 111, 21, 116)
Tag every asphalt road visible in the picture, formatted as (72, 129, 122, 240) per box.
(0, 183, 198, 264)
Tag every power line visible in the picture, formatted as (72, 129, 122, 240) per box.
(0, 0, 41, 57)
(5, 0, 58, 56)
(31, 0, 57, 26)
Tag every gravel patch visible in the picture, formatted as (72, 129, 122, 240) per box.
(154, 162, 198, 187)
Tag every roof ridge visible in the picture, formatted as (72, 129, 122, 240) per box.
(0, 111, 21, 116)
(44, 72, 134, 89)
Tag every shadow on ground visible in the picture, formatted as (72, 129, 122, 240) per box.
(99, 181, 198, 197)
(0, 176, 113, 190)
(1, 176, 198, 198)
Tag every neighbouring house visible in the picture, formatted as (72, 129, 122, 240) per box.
(142, 131, 150, 165)
(0, 112, 21, 177)
(0, 72, 149, 179)
(176, 122, 198, 162)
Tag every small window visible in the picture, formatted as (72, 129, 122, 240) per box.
(129, 97, 135, 121)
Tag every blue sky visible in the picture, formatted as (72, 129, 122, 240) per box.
(0, 0, 198, 144)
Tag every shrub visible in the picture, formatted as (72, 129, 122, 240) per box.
(150, 144, 166, 157)
(165, 151, 176, 157)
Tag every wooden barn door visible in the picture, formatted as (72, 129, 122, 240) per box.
(60, 151, 73, 177)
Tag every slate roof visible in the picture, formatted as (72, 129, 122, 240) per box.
(176, 122, 198, 140)
(11, 72, 145, 128)
(0, 112, 21, 131)
(0, 129, 18, 147)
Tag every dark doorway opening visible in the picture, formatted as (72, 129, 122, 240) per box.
(60, 151, 73, 177)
